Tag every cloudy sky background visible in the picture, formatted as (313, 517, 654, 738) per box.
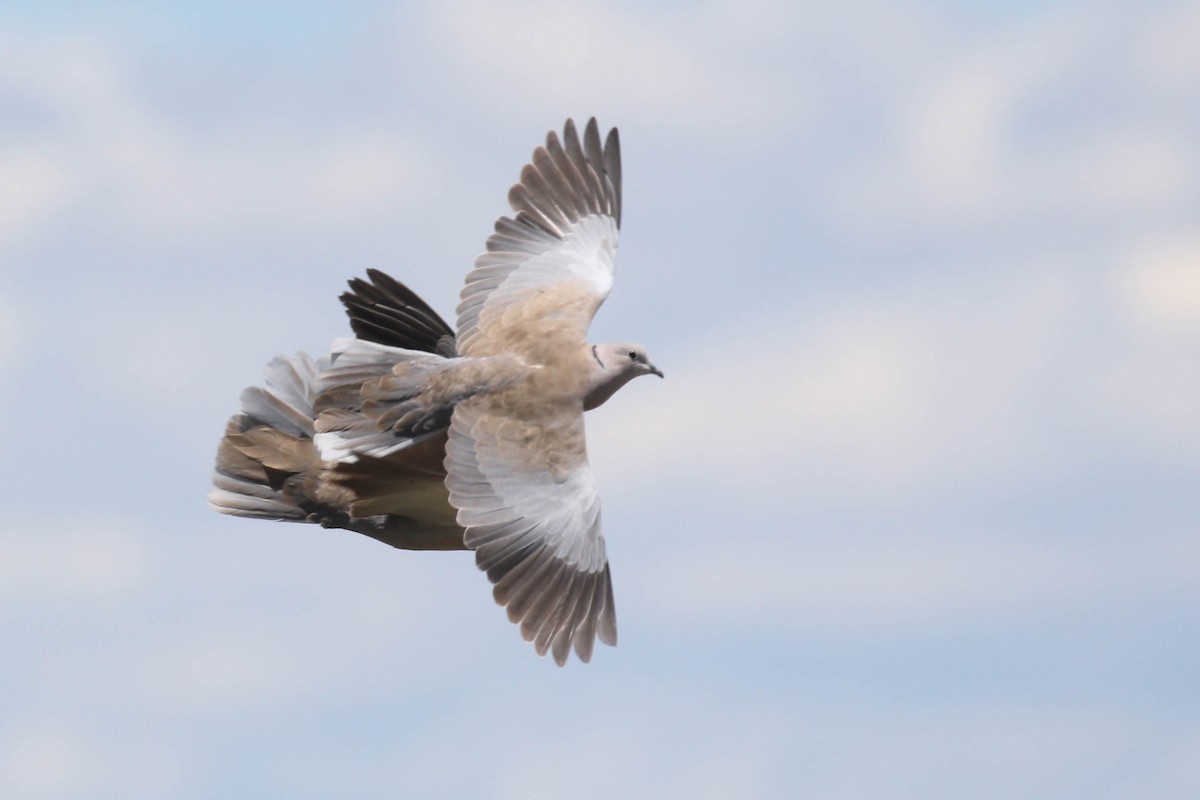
(2, 1, 1199, 797)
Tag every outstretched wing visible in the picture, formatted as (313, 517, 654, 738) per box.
(445, 400, 616, 665)
(456, 118, 622, 358)
(340, 269, 457, 356)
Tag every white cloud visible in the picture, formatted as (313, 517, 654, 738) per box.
(0, 146, 78, 250)
(1088, 231, 1200, 454)
(118, 130, 430, 236)
(1114, 232, 1200, 336)
(0, 40, 90, 252)
(0, 520, 146, 598)
(118, 321, 213, 411)
(178, 642, 273, 699)
(1161, 728, 1200, 799)
(790, 705, 1157, 798)
(0, 33, 430, 242)
(1088, 340, 1200, 455)
(1137, 1, 1200, 92)
(421, 0, 796, 136)
(900, 56, 1014, 214)
(592, 306, 933, 488)
(120, 523, 485, 714)
(148, 636, 301, 712)
(490, 709, 777, 800)
(0, 731, 82, 797)
(0, 725, 180, 799)
(0, 294, 19, 371)
(1062, 127, 1193, 215)
(829, 7, 1197, 236)
(590, 267, 1082, 499)
(66, 287, 338, 464)
(638, 527, 1198, 634)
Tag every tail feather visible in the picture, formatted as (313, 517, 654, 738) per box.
(209, 466, 307, 520)
(210, 271, 468, 552)
(263, 352, 324, 414)
(238, 386, 314, 439)
(210, 353, 325, 521)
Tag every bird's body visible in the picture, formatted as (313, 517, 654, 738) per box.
(209, 119, 659, 664)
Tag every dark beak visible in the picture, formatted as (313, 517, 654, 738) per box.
(648, 364, 664, 378)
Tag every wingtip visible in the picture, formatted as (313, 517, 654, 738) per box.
(583, 116, 600, 141)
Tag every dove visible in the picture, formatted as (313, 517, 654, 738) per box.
(209, 118, 661, 665)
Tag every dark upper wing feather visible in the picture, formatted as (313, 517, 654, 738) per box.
(340, 269, 457, 355)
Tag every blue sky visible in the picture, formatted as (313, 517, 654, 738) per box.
(2, 1, 1199, 797)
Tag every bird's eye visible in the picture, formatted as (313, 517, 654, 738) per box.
(628, 351, 638, 361)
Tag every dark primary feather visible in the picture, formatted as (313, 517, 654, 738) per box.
(340, 269, 457, 355)
(500, 118, 620, 240)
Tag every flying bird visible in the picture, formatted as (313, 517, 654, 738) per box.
(209, 119, 661, 665)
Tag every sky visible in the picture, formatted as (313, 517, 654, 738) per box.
(1, 1, 1198, 797)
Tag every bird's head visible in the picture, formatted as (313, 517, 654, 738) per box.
(584, 342, 663, 410)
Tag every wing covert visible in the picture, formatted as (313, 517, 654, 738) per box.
(456, 118, 622, 358)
